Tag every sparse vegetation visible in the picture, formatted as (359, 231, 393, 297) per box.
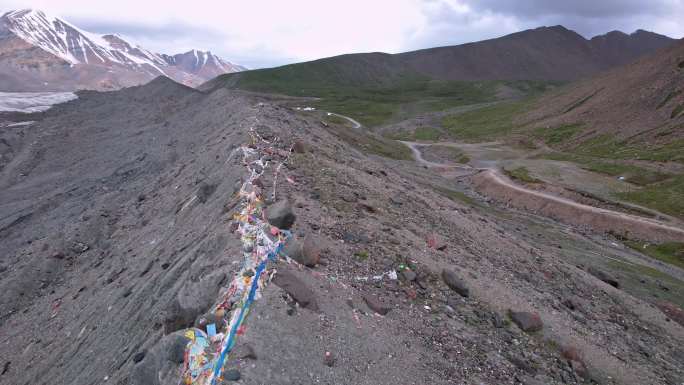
(321, 121, 413, 160)
(433, 186, 480, 207)
(534, 123, 583, 145)
(571, 135, 684, 163)
(671, 104, 684, 119)
(606, 259, 684, 308)
(211, 61, 557, 127)
(504, 166, 541, 183)
(578, 161, 670, 186)
(354, 250, 369, 260)
(625, 241, 684, 270)
(617, 175, 684, 219)
(413, 126, 442, 141)
(442, 99, 532, 141)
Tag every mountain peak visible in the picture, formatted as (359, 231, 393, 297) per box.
(0, 8, 244, 91)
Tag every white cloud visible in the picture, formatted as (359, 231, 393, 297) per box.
(2, 0, 683, 68)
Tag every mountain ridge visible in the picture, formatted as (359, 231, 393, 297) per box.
(203, 24, 675, 94)
(0, 9, 244, 91)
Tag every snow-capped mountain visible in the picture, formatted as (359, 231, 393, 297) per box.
(0, 9, 245, 91)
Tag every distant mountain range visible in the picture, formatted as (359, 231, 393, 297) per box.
(0, 9, 245, 91)
(204, 25, 675, 93)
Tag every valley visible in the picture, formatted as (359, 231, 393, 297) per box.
(1, 9, 683, 385)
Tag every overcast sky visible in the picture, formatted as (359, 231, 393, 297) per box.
(3, 0, 683, 68)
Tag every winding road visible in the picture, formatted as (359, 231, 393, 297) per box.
(326, 112, 362, 128)
(324, 111, 684, 242)
(402, 141, 684, 243)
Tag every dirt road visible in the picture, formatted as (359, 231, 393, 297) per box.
(402, 141, 684, 242)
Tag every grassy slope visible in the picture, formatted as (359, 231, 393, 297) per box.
(625, 241, 684, 270)
(439, 96, 684, 219)
(205, 55, 556, 128)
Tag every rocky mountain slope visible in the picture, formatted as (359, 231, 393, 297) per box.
(524, 38, 684, 147)
(204, 25, 674, 94)
(0, 77, 682, 385)
(0, 9, 244, 91)
(398, 26, 674, 81)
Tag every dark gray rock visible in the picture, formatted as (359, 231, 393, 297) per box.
(266, 200, 296, 229)
(132, 351, 146, 363)
(587, 267, 619, 288)
(509, 311, 543, 332)
(165, 271, 226, 332)
(441, 269, 469, 297)
(197, 183, 217, 203)
(130, 331, 191, 385)
(272, 267, 319, 311)
(233, 343, 257, 360)
(401, 269, 417, 282)
(223, 369, 241, 381)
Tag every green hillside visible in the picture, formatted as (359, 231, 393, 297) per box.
(202, 54, 556, 127)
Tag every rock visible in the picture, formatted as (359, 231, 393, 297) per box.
(164, 271, 226, 332)
(197, 183, 217, 203)
(272, 267, 319, 311)
(587, 267, 619, 288)
(130, 331, 191, 385)
(560, 345, 582, 362)
(292, 139, 308, 153)
(223, 369, 241, 381)
(561, 297, 578, 311)
(341, 231, 369, 244)
(282, 235, 321, 267)
(441, 269, 469, 297)
(233, 344, 257, 360)
(509, 356, 536, 374)
(401, 269, 417, 282)
(492, 313, 505, 328)
(426, 233, 447, 250)
(266, 200, 296, 229)
(363, 294, 392, 315)
(509, 311, 543, 332)
(193, 311, 222, 330)
(71, 241, 89, 254)
(570, 359, 588, 378)
(132, 351, 146, 363)
(656, 301, 684, 327)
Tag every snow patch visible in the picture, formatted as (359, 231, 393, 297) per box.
(0, 92, 78, 113)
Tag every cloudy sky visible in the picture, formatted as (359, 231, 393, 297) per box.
(3, 0, 684, 68)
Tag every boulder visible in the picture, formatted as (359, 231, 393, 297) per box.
(266, 200, 296, 229)
(130, 331, 191, 385)
(282, 235, 322, 267)
(164, 271, 226, 332)
(587, 267, 619, 288)
(292, 140, 308, 153)
(441, 269, 470, 297)
(223, 369, 241, 381)
(272, 267, 319, 311)
(363, 294, 392, 315)
(509, 311, 543, 332)
(233, 343, 257, 360)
